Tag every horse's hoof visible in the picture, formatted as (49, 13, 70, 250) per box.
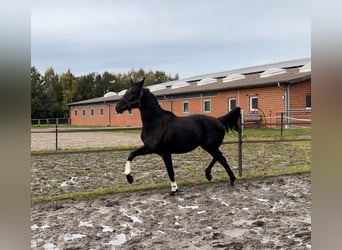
(169, 189, 178, 196)
(205, 172, 212, 181)
(230, 177, 236, 186)
(126, 174, 134, 184)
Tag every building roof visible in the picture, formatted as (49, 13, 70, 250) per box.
(68, 58, 311, 106)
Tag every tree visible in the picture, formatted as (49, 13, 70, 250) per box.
(31, 66, 179, 119)
(76, 73, 96, 101)
(60, 69, 78, 117)
(43, 67, 62, 118)
(31, 66, 44, 119)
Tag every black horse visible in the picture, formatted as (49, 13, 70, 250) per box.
(116, 78, 241, 194)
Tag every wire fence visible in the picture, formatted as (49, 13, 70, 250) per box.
(31, 113, 311, 177)
(242, 110, 311, 129)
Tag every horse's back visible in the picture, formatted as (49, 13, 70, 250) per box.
(158, 114, 225, 153)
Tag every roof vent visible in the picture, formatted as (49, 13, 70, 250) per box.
(118, 89, 127, 96)
(171, 82, 189, 89)
(299, 63, 311, 73)
(197, 78, 217, 86)
(260, 68, 285, 78)
(103, 91, 116, 97)
(222, 74, 245, 82)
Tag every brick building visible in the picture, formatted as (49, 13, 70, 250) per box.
(68, 58, 311, 128)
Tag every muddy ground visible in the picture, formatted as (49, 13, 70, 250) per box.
(32, 174, 311, 249)
(31, 131, 311, 249)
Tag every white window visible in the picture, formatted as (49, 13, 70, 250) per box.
(203, 100, 211, 112)
(82, 109, 86, 117)
(228, 97, 236, 111)
(90, 109, 95, 116)
(249, 96, 258, 112)
(100, 108, 104, 116)
(183, 102, 190, 113)
(74, 110, 78, 117)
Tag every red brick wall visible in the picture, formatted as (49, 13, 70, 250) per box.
(70, 105, 110, 126)
(289, 80, 311, 110)
(69, 80, 311, 127)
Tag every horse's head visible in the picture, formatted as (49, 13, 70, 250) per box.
(115, 77, 145, 114)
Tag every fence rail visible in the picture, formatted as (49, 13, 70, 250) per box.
(31, 118, 70, 126)
(31, 123, 311, 177)
(242, 109, 311, 129)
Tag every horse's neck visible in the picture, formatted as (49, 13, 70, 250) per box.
(139, 89, 170, 125)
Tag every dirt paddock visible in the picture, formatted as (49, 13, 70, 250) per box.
(31, 174, 311, 249)
(31, 130, 311, 249)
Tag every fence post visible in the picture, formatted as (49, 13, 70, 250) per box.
(280, 112, 284, 140)
(55, 122, 58, 151)
(238, 114, 243, 177)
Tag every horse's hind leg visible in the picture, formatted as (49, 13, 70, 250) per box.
(161, 154, 178, 195)
(205, 158, 217, 181)
(209, 149, 236, 186)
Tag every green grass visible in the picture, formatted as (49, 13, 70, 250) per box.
(31, 127, 311, 155)
(241, 127, 310, 139)
(31, 124, 310, 138)
(32, 165, 310, 204)
(31, 127, 311, 203)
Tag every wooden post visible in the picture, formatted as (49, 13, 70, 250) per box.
(55, 122, 58, 151)
(238, 113, 243, 177)
(280, 112, 284, 140)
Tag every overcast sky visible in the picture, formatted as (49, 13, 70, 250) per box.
(31, 0, 311, 78)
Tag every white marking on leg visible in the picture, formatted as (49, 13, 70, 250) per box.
(124, 161, 132, 175)
(171, 181, 178, 192)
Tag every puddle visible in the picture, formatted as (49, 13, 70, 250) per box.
(178, 205, 199, 210)
(63, 233, 86, 242)
(257, 198, 269, 203)
(197, 210, 206, 214)
(43, 242, 58, 250)
(101, 225, 114, 232)
(224, 228, 249, 238)
(60, 177, 77, 187)
(31, 224, 50, 230)
(127, 214, 142, 223)
(107, 233, 128, 246)
(210, 195, 229, 207)
(79, 221, 93, 227)
(120, 208, 142, 223)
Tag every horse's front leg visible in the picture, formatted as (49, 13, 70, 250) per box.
(125, 145, 151, 184)
(161, 154, 178, 195)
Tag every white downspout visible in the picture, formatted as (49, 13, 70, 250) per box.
(278, 82, 289, 128)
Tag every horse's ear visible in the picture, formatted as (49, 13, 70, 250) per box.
(130, 77, 134, 86)
(138, 77, 145, 88)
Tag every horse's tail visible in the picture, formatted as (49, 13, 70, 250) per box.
(218, 107, 242, 133)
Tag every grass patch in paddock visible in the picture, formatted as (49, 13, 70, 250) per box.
(32, 165, 310, 204)
(223, 127, 311, 142)
(31, 129, 311, 203)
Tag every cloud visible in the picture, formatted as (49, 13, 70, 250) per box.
(31, 0, 311, 77)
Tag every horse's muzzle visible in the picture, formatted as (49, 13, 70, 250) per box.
(115, 103, 125, 114)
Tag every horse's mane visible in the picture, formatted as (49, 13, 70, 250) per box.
(144, 88, 159, 104)
(144, 88, 175, 117)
